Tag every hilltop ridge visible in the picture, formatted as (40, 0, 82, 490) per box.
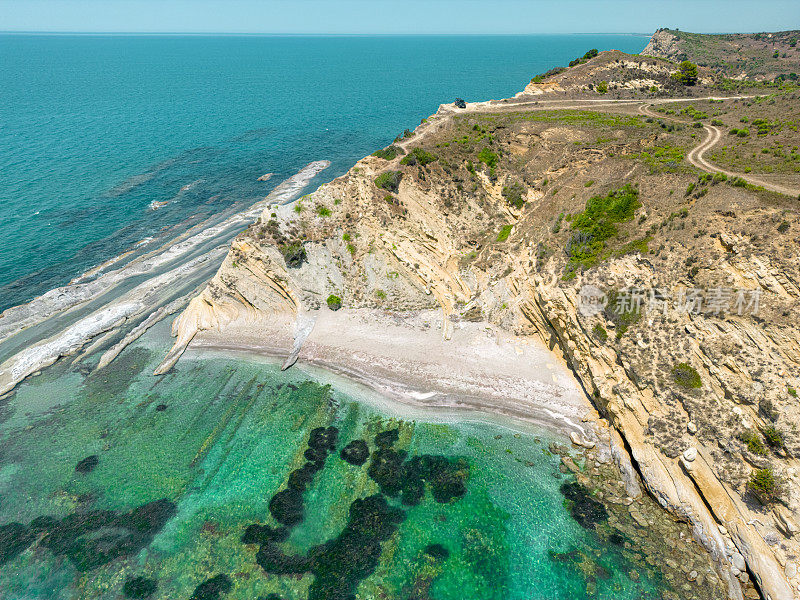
(643, 28, 800, 81)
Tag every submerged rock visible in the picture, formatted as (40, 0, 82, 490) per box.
(256, 541, 311, 575)
(189, 574, 232, 600)
(251, 428, 468, 600)
(123, 576, 157, 599)
(75, 455, 99, 474)
(39, 498, 176, 571)
(560, 481, 608, 530)
(375, 428, 399, 448)
(424, 543, 450, 560)
(309, 426, 339, 452)
(368, 448, 469, 505)
(368, 447, 408, 497)
(288, 462, 318, 490)
(340, 439, 369, 466)
(269, 488, 305, 526)
(0, 522, 33, 566)
(306, 494, 406, 600)
(241, 524, 289, 544)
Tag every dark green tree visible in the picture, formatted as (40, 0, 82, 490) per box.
(672, 60, 698, 86)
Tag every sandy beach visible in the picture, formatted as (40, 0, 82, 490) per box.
(187, 307, 601, 443)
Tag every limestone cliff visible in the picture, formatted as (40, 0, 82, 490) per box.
(162, 48, 800, 600)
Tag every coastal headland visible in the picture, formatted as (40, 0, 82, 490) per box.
(156, 34, 800, 600)
(1, 29, 799, 600)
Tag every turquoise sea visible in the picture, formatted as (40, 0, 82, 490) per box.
(0, 33, 647, 312)
(0, 33, 726, 600)
(0, 322, 685, 600)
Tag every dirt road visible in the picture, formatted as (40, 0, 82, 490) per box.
(406, 94, 799, 198)
(639, 102, 799, 197)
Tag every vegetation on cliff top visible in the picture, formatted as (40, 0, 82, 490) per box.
(401, 147, 438, 167)
(372, 145, 404, 161)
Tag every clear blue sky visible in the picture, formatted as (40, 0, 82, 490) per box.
(0, 0, 797, 34)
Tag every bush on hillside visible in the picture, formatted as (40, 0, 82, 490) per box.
(374, 171, 403, 192)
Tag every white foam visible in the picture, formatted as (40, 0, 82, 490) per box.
(0, 246, 228, 396)
(0, 161, 330, 346)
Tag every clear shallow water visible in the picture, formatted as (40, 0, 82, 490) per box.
(0, 33, 647, 311)
(0, 325, 671, 600)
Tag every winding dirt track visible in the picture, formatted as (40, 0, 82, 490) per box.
(411, 95, 799, 198)
(639, 102, 800, 197)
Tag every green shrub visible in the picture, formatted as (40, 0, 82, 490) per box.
(597, 80, 608, 94)
(280, 242, 307, 268)
(401, 147, 438, 167)
(671, 362, 702, 389)
(496, 224, 513, 242)
(551, 213, 564, 233)
(761, 425, 783, 448)
(477, 147, 499, 171)
(778, 221, 790, 233)
(568, 48, 598, 67)
(741, 430, 767, 456)
(603, 290, 642, 338)
(502, 181, 525, 209)
(374, 171, 403, 192)
(326, 294, 342, 311)
(615, 236, 650, 256)
(592, 323, 608, 343)
(564, 185, 640, 276)
(372, 145, 404, 160)
(711, 119, 724, 126)
(316, 205, 332, 217)
(394, 129, 413, 142)
(375, 289, 387, 300)
(760, 398, 779, 421)
(789, 386, 797, 397)
(748, 468, 778, 504)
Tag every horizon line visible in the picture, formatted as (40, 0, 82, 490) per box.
(0, 30, 657, 36)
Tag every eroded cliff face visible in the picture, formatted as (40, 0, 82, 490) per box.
(163, 53, 800, 600)
(641, 29, 682, 62)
